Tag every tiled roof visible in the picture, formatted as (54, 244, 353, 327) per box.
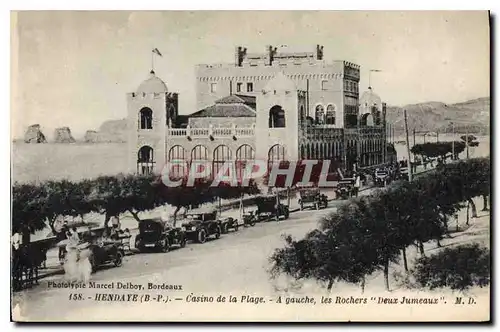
(189, 94, 257, 118)
(233, 94, 256, 105)
(215, 95, 246, 104)
(190, 104, 256, 118)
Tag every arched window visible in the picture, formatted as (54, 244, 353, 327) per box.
(311, 144, 316, 159)
(307, 144, 311, 159)
(168, 145, 185, 161)
(191, 145, 208, 161)
(168, 145, 187, 178)
(325, 104, 336, 125)
(139, 107, 153, 129)
(269, 105, 286, 128)
(268, 144, 286, 169)
(213, 145, 232, 178)
(137, 145, 154, 175)
(300, 145, 306, 159)
(366, 113, 374, 126)
(315, 104, 325, 125)
(190, 145, 208, 178)
(236, 144, 254, 181)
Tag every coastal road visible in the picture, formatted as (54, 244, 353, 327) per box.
(13, 201, 342, 321)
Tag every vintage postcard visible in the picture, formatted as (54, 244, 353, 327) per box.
(10, 11, 491, 322)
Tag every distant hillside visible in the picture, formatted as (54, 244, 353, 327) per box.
(98, 119, 128, 143)
(386, 97, 490, 135)
(82, 97, 489, 143)
(82, 119, 128, 143)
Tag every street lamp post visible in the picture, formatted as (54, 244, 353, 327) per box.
(451, 122, 455, 160)
(466, 125, 469, 159)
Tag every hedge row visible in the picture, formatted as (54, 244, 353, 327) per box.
(269, 157, 490, 292)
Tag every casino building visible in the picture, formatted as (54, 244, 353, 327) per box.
(127, 45, 395, 177)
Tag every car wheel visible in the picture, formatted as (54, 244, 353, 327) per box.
(180, 236, 187, 248)
(160, 239, 170, 253)
(250, 219, 256, 227)
(215, 225, 221, 239)
(197, 229, 207, 244)
(114, 251, 123, 267)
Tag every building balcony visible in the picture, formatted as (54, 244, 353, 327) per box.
(166, 124, 256, 139)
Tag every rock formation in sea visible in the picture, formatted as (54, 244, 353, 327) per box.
(24, 124, 47, 143)
(84, 130, 99, 143)
(54, 127, 76, 143)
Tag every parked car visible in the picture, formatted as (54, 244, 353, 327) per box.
(219, 216, 239, 234)
(255, 195, 290, 221)
(242, 211, 257, 227)
(374, 168, 390, 187)
(397, 167, 409, 181)
(89, 240, 125, 272)
(134, 218, 186, 252)
(298, 187, 328, 210)
(181, 208, 222, 244)
(335, 179, 355, 200)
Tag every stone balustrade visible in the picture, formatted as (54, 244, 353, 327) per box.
(167, 124, 255, 138)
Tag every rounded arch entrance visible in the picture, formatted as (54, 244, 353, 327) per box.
(137, 145, 154, 175)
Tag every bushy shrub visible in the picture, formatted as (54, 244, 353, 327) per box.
(413, 243, 490, 291)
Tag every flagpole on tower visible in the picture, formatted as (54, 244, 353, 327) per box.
(151, 48, 163, 74)
(369, 69, 382, 89)
(151, 51, 154, 73)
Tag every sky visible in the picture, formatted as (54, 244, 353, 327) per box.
(11, 11, 490, 139)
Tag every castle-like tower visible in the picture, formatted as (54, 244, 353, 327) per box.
(195, 45, 361, 129)
(126, 70, 178, 174)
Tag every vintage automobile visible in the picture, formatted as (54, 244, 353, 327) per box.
(134, 218, 186, 252)
(88, 240, 125, 272)
(374, 168, 390, 187)
(255, 195, 290, 221)
(298, 187, 328, 210)
(181, 208, 222, 244)
(242, 211, 258, 227)
(219, 216, 239, 234)
(397, 166, 409, 181)
(335, 179, 355, 200)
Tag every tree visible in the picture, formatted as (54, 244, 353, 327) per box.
(12, 183, 48, 241)
(42, 179, 97, 234)
(411, 141, 465, 160)
(269, 157, 489, 293)
(86, 173, 164, 227)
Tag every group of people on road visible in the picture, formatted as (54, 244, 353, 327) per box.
(55, 220, 93, 283)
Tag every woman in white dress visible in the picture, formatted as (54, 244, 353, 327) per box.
(64, 227, 92, 282)
(63, 228, 80, 282)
